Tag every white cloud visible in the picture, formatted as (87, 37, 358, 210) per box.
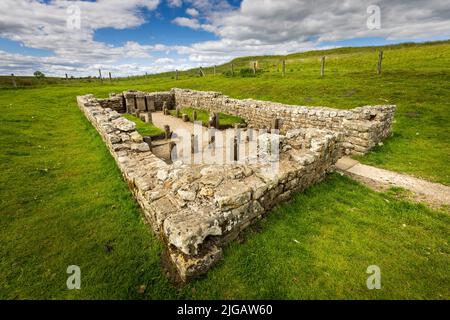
(170, 0, 450, 64)
(186, 8, 200, 17)
(167, 0, 183, 8)
(0, 0, 449, 76)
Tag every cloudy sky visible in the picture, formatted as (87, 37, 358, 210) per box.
(0, 0, 448, 77)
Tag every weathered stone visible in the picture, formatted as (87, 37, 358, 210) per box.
(130, 131, 143, 143)
(131, 142, 150, 153)
(112, 117, 136, 132)
(76, 88, 394, 283)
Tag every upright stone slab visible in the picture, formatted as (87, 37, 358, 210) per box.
(124, 91, 137, 114)
(136, 92, 147, 112)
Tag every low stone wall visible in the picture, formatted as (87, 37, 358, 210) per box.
(98, 93, 125, 113)
(77, 93, 343, 281)
(171, 88, 396, 155)
(123, 90, 174, 114)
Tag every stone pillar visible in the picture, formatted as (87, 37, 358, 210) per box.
(215, 112, 220, 129)
(136, 92, 146, 112)
(233, 136, 238, 162)
(124, 92, 136, 114)
(163, 102, 170, 115)
(169, 142, 177, 161)
(164, 125, 171, 140)
(145, 95, 155, 112)
(191, 134, 198, 154)
(272, 118, 280, 130)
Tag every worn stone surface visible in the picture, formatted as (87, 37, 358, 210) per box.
(77, 88, 394, 282)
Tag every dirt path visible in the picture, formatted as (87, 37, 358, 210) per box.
(336, 157, 450, 208)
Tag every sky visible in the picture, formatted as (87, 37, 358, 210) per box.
(0, 0, 449, 77)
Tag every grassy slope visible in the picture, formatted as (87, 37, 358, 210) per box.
(169, 107, 246, 128)
(0, 41, 449, 299)
(122, 113, 164, 137)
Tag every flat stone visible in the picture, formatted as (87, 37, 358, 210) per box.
(214, 181, 252, 211)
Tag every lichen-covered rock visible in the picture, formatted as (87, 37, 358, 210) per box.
(112, 117, 136, 132)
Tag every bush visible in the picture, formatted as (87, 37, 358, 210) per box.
(239, 68, 256, 77)
(33, 71, 45, 79)
(223, 70, 235, 77)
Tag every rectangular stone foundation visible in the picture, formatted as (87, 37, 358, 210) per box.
(77, 89, 394, 281)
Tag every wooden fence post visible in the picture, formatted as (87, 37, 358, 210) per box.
(199, 67, 204, 77)
(11, 74, 17, 88)
(98, 69, 103, 82)
(377, 50, 383, 75)
(253, 61, 257, 75)
(65, 73, 68, 81)
(231, 63, 234, 76)
(321, 56, 325, 78)
(282, 60, 286, 78)
(109, 72, 112, 83)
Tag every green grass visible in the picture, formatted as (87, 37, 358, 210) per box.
(0, 40, 449, 299)
(122, 114, 164, 137)
(169, 107, 246, 128)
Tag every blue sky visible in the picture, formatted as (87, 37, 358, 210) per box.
(0, 0, 448, 76)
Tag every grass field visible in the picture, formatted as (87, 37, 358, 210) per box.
(0, 41, 449, 299)
(169, 107, 246, 128)
(122, 113, 164, 137)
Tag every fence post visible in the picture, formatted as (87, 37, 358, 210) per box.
(65, 73, 68, 81)
(253, 61, 257, 75)
(321, 56, 325, 78)
(109, 72, 112, 83)
(98, 69, 103, 82)
(11, 74, 17, 88)
(199, 67, 204, 77)
(282, 59, 286, 78)
(193, 110, 197, 121)
(231, 63, 234, 76)
(377, 50, 383, 75)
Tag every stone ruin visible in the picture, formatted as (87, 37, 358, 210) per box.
(77, 88, 395, 281)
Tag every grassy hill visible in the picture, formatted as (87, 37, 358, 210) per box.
(0, 40, 449, 299)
